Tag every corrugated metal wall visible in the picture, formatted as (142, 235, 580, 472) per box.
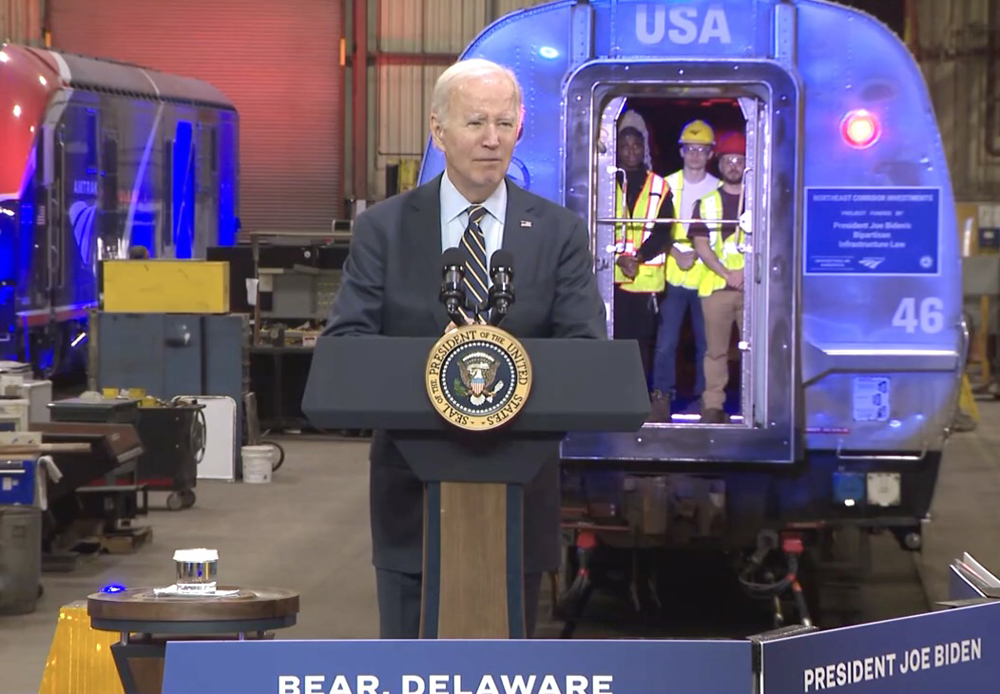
(50, 0, 344, 235)
(0, 0, 42, 43)
(369, 0, 549, 199)
(913, 0, 1000, 201)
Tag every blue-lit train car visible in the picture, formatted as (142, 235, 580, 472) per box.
(419, 0, 963, 577)
(0, 43, 239, 375)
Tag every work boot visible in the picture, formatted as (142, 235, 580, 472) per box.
(649, 390, 671, 423)
(701, 408, 730, 424)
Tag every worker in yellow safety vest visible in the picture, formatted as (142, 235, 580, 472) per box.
(624, 119, 718, 420)
(687, 131, 748, 424)
(611, 111, 675, 393)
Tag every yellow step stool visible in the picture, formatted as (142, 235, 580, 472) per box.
(38, 601, 123, 694)
(958, 373, 980, 424)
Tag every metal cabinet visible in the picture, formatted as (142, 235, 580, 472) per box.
(90, 312, 249, 476)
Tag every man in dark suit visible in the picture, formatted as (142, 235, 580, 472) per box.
(322, 57, 606, 639)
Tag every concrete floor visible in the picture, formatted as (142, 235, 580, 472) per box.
(2, 401, 999, 693)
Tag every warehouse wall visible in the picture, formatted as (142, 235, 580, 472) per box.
(50, 0, 345, 235)
(912, 0, 1000, 203)
(0, 0, 42, 43)
(365, 0, 550, 200)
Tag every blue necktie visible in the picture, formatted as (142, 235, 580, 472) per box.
(460, 204, 489, 321)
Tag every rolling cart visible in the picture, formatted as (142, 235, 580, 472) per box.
(48, 395, 206, 510)
(134, 399, 206, 510)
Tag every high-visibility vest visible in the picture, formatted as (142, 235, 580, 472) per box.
(697, 190, 747, 297)
(613, 171, 669, 294)
(664, 171, 707, 290)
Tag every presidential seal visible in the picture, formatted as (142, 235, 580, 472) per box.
(425, 324, 532, 431)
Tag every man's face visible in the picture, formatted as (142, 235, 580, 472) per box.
(617, 132, 645, 170)
(718, 153, 746, 184)
(680, 143, 712, 171)
(430, 72, 519, 202)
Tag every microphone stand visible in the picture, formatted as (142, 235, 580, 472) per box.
(487, 279, 514, 327)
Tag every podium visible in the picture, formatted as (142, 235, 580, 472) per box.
(302, 328, 649, 638)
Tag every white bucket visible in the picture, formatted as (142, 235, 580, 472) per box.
(242, 445, 274, 484)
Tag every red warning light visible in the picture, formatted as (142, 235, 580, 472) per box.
(841, 109, 880, 149)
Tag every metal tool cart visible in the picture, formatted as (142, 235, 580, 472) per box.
(133, 399, 207, 510)
(49, 395, 206, 511)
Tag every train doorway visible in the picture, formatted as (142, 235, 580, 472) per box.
(603, 95, 750, 424)
(561, 60, 800, 464)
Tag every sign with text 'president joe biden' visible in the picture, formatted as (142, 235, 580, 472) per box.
(161, 639, 752, 694)
(760, 601, 1000, 694)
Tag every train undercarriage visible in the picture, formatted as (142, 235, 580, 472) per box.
(553, 452, 940, 636)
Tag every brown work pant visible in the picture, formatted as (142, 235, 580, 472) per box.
(701, 289, 743, 411)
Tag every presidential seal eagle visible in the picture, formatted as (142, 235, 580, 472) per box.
(458, 351, 504, 406)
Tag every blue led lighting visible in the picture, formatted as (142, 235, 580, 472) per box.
(100, 583, 127, 594)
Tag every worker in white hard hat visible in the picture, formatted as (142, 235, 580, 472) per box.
(619, 119, 718, 421)
(611, 110, 675, 392)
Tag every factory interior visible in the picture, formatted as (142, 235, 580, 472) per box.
(2, 0, 1000, 693)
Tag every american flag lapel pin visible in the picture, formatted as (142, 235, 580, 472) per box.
(520, 219, 532, 227)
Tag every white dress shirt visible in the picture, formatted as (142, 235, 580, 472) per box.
(439, 171, 507, 286)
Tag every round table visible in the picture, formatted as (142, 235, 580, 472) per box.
(88, 585, 299, 694)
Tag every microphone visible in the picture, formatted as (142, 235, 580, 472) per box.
(439, 247, 467, 325)
(488, 249, 515, 326)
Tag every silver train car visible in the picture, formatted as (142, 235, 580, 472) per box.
(417, 0, 963, 598)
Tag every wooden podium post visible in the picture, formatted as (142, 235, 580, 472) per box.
(426, 481, 518, 637)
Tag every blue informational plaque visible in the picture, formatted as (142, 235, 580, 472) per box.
(804, 187, 941, 276)
(760, 601, 1000, 694)
(161, 639, 752, 694)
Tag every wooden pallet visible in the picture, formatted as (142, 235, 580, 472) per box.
(99, 525, 153, 555)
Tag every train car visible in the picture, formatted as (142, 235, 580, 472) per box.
(0, 43, 239, 376)
(418, 0, 964, 618)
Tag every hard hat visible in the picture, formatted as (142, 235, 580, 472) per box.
(617, 109, 653, 169)
(715, 131, 746, 157)
(679, 119, 715, 145)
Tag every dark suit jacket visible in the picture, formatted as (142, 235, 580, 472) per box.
(323, 174, 607, 574)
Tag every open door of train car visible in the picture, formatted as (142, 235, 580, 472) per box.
(560, 57, 800, 464)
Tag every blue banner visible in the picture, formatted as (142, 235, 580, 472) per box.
(804, 187, 940, 275)
(162, 639, 752, 694)
(760, 601, 1000, 694)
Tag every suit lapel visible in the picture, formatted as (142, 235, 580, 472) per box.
(404, 174, 451, 330)
(502, 179, 540, 281)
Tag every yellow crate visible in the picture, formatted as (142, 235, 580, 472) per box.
(103, 260, 229, 313)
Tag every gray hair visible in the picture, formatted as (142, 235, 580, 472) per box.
(430, 58, 523, 124)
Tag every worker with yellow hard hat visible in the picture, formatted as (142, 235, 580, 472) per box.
(688, 131, 748, 424)
(620, 119, 718, 421)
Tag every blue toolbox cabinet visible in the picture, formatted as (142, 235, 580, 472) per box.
(0, 458, 38, 506)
